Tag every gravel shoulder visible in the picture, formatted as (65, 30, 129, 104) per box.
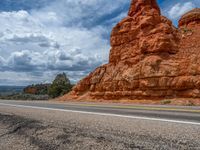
(0, 105, 200, 150)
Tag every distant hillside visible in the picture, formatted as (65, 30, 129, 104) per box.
(0, 85, 49, 100)
(0, 73, 73, 100)
(0, 86, 25, 94)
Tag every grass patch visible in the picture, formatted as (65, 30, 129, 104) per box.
(182, 28, 193, 33)
(161, 100, 171, 105)
(186, 100, 196, 106)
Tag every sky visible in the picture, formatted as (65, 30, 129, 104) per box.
(0, 0, 199, 86)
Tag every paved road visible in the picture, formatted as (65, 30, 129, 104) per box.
(0, 100, 200, 150)
(0, 100, 200, 124)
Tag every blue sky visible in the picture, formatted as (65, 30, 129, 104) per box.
(0, 0, 199, 85)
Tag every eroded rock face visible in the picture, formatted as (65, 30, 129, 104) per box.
(179, 8, 200, 27)
(63, 1, 200, 100)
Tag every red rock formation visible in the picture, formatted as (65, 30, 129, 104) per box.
(24, 84, 50, 95)
(62, 1, 200, 100)
(179, 8, 200, 27)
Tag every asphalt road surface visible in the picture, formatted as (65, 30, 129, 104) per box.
(0, 100, 200, 150)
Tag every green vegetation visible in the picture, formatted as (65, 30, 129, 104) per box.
(0, 93, 49, 100)
(48, 73, 73, 98)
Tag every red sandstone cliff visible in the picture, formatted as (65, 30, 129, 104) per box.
(62, 1, 200, 100)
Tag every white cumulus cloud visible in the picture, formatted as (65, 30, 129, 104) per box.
(168, 2, 195, 19)
(0, 0, 130, 85)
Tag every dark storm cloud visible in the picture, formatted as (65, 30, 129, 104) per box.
(7, 34, 60, 48)
(1, 49, 105, 75)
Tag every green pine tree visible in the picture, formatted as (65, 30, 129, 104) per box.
(48, 73, 73, 98)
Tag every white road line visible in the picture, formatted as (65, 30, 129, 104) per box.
(0, 102, 200, 126)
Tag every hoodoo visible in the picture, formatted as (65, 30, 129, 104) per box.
(63, 0, 200, 100)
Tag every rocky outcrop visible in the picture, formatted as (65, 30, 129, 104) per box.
(178, 8, 200, 27)
(63, 0, 200, 100)
(24, 84, 50, 95)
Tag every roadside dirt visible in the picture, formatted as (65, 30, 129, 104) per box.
(1, 113, 200, 150)
(57, 97, 200, 106)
